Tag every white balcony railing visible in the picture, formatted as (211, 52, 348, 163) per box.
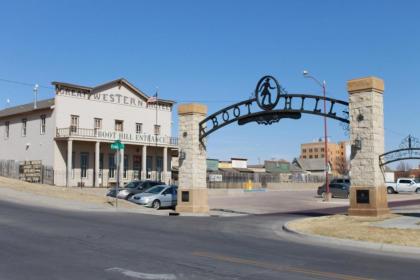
(56, 127, 178, 146)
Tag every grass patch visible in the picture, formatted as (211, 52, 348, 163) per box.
(288, 214, 420, 247)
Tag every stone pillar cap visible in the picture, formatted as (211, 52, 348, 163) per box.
(178, 103, 207, 115)
(347, 76, 384, 94)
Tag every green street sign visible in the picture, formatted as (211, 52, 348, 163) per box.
(111, 139, 125, 150)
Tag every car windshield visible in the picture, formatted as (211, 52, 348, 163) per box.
(125, 182, 139, 188)
(145, 186, 166, 194)
(415, 179, 420, 183)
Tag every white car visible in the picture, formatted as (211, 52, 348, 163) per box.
(128, 185, 177, 209)
(386, 178, 420, 194)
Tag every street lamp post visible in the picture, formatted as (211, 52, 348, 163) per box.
(303, 70, 331, 201)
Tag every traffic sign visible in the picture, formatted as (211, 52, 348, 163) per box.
(111, 139, 125, 150)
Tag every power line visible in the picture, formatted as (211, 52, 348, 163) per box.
(0, 78, 53, 90)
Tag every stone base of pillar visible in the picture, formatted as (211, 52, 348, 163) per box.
(176, 188, 209, 213)
(348, 186, 390, 217)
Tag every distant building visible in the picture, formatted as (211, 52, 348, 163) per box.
(264, 159, 290, 173)
(394, 165, 420, 180)
(247, 164, 265, 173)
(231, 158, 247, 169)
(300, 139, 349, 175)
(293, 158, 329, 176)
(206, 158, 219, 172)
(218, 160, 232, 169)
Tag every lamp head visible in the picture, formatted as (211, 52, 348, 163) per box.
(302, 70, 309, 76)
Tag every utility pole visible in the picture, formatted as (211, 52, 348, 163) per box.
(33, 84, 39, 109)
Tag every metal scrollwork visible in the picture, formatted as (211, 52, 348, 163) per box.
(379, 135, 420, 166)
(255, 76, 282, 111)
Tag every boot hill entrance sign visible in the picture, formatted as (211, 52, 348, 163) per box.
(199, 76, 349, 142)
(175, 75, 390, 217)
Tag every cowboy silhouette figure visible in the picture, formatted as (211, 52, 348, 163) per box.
(258, 77, 275, 106)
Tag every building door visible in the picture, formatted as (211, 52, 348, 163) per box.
(133, 156, 141, 179)
(156, 156, 163, 181)
(146, 156, 153, 179)
(80, 152, 89, 179)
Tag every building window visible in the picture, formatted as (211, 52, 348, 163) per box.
(109, 154, 116, 178)
(22, 119, 27, 137)
(314, 148, 318, 152)
(302, 149, 306, 153)
(115, 120, 124, 132)
(302, 156, 307, 159)
(315, 155, 318, 158)
(136, 123, 142, 134)
(94, 118, 102, 130)
(154, 125, 160, 135)
(321, 148, 324, 152)
(80, 152, 89, 178)
(40, 115, 46, 135)
(309, 149, 313, 152)
(309, 155, 313, 159)
(4, 121, 9, 139)
(70, 115, 79, 133)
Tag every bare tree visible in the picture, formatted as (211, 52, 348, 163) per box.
(395, 161, 412, 171)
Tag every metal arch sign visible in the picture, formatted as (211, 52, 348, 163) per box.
(198, 74, 349, 143)
(379, 135, 420, 166)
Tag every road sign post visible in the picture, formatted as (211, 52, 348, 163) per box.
(111, 140, 125, 208)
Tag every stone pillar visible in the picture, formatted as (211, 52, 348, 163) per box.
(66, 139, 73, 187)
(94, 141, 100, 187)
(141, 145, 147, 180)
(176, 104, 209, 214)
(163, 147, 168, 184)
(347, 76, 390, 216)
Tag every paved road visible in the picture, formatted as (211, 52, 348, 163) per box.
(0, 200, 419, 280)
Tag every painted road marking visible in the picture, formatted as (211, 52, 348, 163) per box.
(105, 267, 177, 280)
(192, 251, 374, 280)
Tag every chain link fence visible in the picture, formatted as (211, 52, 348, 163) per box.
(207, 171, 326, 189)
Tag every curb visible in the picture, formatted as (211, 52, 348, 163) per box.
(282, 220, 420, 256)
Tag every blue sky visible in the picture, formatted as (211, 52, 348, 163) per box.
(1, 0, 419, 165)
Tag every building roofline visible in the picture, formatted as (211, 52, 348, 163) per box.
(0, 98, 55, 120)
(52, 78, 176, 105)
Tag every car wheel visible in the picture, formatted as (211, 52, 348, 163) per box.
(126, 194, 134, 200)
(416, 188, 420, 194)
(152, 200, 161, 210)
(387, 187, 394, 194)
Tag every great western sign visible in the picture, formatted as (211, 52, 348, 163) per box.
(57, 89, 171, 111)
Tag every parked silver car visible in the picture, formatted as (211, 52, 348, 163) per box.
(129, 185, 177, 209)
(109, 180, 162, 199)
